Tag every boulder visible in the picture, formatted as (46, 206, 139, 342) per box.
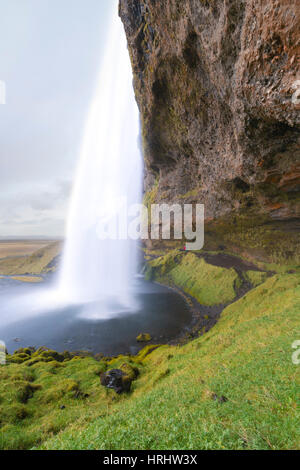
(136, 333, 152, 342)
(100, 369, 133, 394)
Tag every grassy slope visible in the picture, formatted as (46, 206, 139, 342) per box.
(0, 242, 61, 275)
(0, 272, 289, 450)
(145, 251, 240, 306)
(163, 255, 239, 305)
(0, 244, 299, 450)
(0, 241, 52, 259)
(0, 356, 106, 449)
(244, 270, 269, 287)
(0, 347, 159, 450)
(37, 273, 299, 450)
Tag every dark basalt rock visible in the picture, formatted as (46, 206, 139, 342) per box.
(212, 393, 229, 404)
(119, 0, 300, 220)
(100, 369, 133, 394)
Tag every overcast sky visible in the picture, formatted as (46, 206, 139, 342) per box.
(0, 0, 112, 238)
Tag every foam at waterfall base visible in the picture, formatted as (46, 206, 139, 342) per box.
(78, 296, 139, 321)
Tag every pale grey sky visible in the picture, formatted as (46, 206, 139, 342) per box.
(0, 0, 112, 238)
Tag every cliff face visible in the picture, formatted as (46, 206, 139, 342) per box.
(119, 0, 300, 220)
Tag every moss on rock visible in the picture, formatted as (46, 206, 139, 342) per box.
(146, 252, 240, 306)
(244, 270, 269, 287)
(9, 354, 31, 364)
(136, 333, 152, 343)
(120, 363, 140, 381)
(136, 345, 162, 362)
(6, 347, 74, 367)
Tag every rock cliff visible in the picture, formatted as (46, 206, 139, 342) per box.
(119, 0, 300, 220)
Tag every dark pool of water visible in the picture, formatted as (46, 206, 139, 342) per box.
(0, 276, 192, 355)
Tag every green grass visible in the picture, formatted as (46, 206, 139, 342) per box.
(0, 345, 164, 450)
(0, 268, 300, 449)
(0, 357, 99, 449)
(1, 260, 299, 450)
(0, 351, 147, 450)
(37, 272, 300, 450)
(146, 251, 240, 306)
(244, 270, 269, 287)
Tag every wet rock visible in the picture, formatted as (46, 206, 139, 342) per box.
(212, 393, 228, 404)
(100, 369, 133, 394)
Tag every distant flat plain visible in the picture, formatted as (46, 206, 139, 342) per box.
(0, 240, 61, 275)
(0, 240, 54, 259)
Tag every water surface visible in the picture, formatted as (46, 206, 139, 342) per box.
(0, 276, 192, 356)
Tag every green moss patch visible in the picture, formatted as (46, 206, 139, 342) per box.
(1, 272, 299, 450)
(39, 272, 300, 450)
(146, 251, 240, 306)
(8, 347, 70, 365)
(136, 333, 152, 343)
(244, 270, 269, 287)
(0, 357, 109, 450)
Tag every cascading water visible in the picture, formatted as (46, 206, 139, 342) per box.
(0, 1, 193, 353)
(0, 1, 145, 332)
(58, 1, 142, 308)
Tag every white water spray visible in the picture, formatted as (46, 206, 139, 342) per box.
(58, 2, 142, 307)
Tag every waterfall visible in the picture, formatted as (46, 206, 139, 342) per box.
(58, 1, 142, 308)
(0, 2, 142, 330)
